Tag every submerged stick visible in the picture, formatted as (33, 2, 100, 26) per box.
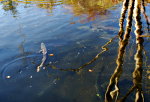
(46, 35, 118, 72)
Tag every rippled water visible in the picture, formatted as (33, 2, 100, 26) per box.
(0, 0, 150, 102)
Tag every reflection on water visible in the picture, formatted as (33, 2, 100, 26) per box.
(105, 0, 135, 101)
(1, 0, 18, 17)
(105, 0, 146, 101)
(0, 0, 150, 102)
(1, 0, 123, 21)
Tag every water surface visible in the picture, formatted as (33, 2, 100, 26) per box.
(0, 0, 150, 102)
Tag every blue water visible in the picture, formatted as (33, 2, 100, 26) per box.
(0, 0, 150, 102)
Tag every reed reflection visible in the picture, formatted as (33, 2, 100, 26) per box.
(105, 0, 135, 101)
(105, 0, 147, 101)
(141, 0, 150, 31)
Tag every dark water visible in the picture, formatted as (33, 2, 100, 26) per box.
(0, 0, 150, 102)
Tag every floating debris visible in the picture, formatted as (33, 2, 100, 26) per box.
(30, 76, 33, 78)
(77, 52, 80, 55)
(49, 54, 54, 56)
(88, 69, 93, 72)
(96, 94, 100, 97)
(148, 76, 150, 80)
(53, 79, 57, 85)
(37, 43, 47, 72)
(6, 76, 11, 79)
(70, 22, 75, 24)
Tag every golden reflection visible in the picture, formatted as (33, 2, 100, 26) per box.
(104, 0, 149, 101)
(1, 0, 18, 16)
(36, 0, 62, 13)
(0, 0, 123, 20)
(63, 0, 122, 22)
(40, 4, 150, 102)
(118, 0, 129, 39)
(131, 0, 144, 101)
(1, 0, 150, 22)
(141, 0, 150, 31)
(105, 0, 135, 101)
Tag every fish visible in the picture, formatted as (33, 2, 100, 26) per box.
(37, 43, 47, 72)
(40, 43, 47, 55)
